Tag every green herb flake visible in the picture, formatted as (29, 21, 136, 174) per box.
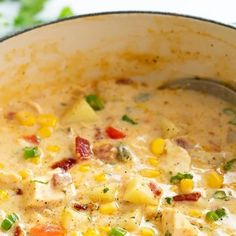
(103, 187, 109, 193)
(223, 108, 236, 125)
(170, 172, 193, 184)
(213, 190, 229, 201)
(223, 158, 236, 172)
(121, 114, 137, 125)
(109, 227, 127, 236)
(30, 180, 49, 184)
(23, 146, 40, 159)
(116, 143, 132, 161)
(58, 6, 74, 19)
(85, 94, 104, 111)
(165, 197, 173, 205)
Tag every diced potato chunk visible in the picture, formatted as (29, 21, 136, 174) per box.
(61, 208, 89, 231)
(62, 98, 98, 124)
(160, 117, 179, 138)
(123, 178, 158, 205)
(0, 171, 21, 187)
(159, 140, 191, 175)
(88, 184, 118, 203)
(23, 171, 75, 207)
(118, 209, 142, 231)
(162, 208, 198, 236)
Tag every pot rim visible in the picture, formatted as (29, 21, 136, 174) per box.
(1, 10, 236, 43)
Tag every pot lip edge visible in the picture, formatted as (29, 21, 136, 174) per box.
(1, 10, 236, 43)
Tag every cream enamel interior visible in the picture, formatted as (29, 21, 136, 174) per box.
(0, 13, 235, 236)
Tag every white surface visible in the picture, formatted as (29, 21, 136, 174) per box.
(0, 0, 235, 36)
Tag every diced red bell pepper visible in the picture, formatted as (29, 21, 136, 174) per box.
(173, 192, 201, 202)
(51, 158, 77, 171)
(23, 135, 40, 145)
(149, 182, 162, 196)
(106, 126, 126, 139)
(75, 136, 91, 160)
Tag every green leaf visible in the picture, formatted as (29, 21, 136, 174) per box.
(223, 158, 236, 172)
(121, 114, 137, 125)
(170, 172, 193, 184)
(14, 0, 48, 28)
(59, 6, 74, 19)
(85, 94, 104, 111)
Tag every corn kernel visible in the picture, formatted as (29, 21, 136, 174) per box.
(38, 126, 52, 138)
(140, 227, 155, 236)
(188, 209, 202, 218)
(0, 190, 8, 201)
(139, 169, 160, 178)
(78, 164, 91, 172)
(98, 226, 110, 235)
(83, 229, 100, 236)
(180, 179, 194, 193)
(94, 173, 107, 182)
(0, 163, 4, 169)
(29, 157, 41, 165)
(37, 114, 58, 127)
(99, 202, 119, 215)
(19, 169, 32, 179)
(148, 157, 159, 166)
(47, 145, 60, 152)
(16, 111, 36, 126)
(67, 232, 82, 236)
(150, 138, 165, 155)
(205, 171, 223, 188)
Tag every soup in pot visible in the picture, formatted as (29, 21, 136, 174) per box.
(0, 77, 235, 236)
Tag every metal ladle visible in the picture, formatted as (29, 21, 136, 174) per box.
(159, 78, 236, 106)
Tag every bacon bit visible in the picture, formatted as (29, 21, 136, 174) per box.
(106, 126, 126, 139)
(51, 158, 77, 171)
(149, 182, 162, 196)
(15, 188, 23, 195)
(75, 136, 92, 160)
(14, 226, 22, 236)
(73, 203, 88, 211)
(175, 138, 190, 149)
(116, 78, 134, 85)
(23, 135, 40, 145)
(4, 111, 16, 120)
(94, 127, 104, 140)
(74, 203, 98, 212)
(173, 192, 201, 202)
(93, 144, 117, 162)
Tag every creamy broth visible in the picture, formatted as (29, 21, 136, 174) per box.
(0, 77, 235, 236)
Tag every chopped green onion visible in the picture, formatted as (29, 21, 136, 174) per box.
(109, 227, 127, 236)
(116, 143, 132, 161)
(205, 208, 227, 222)
(170, 172, 193, 184)
(223, 158, 236, 172)
(213, 190, 229, 201)
(1, 213, 19, 231)
(103, 187, 109, 193)
(121, 115, 137, 125)
(58, 6, 74, 19)
(85, 95, 104, 111)
(31, 180, 49, 184)
(165, 197, 172, 205)
(23, 146, 40, 159)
